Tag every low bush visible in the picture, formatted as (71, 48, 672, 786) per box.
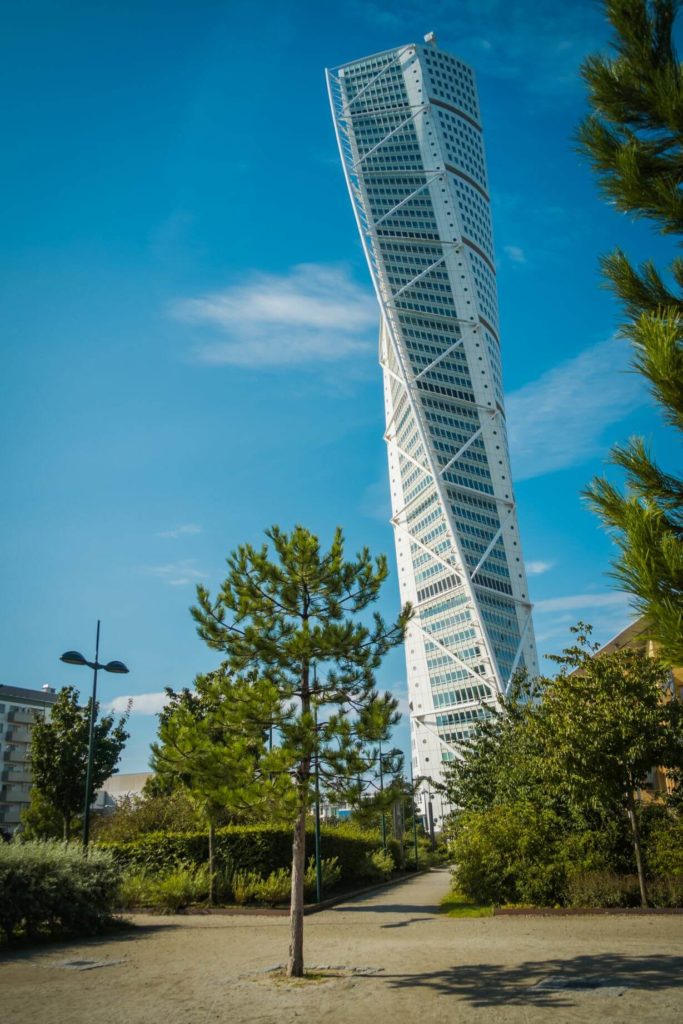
(449, 803, 568, 906)
(118, 863, 210, 912)
(99, 822, 396, 887)
(0, 840, 121, 942)
(231, 870, 262, 905)
(364, 848, 395, 881)
(254, 868, 291, 905)
(649, 873, 683, 908)
(148, 863, 210, 912)
(565, 870, 641, 908)
(304, 856, 342, 898)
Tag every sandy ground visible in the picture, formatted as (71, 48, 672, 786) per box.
(2, 869, 682, 1024)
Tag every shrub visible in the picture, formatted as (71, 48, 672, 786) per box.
(304, 856, 342, 898)
(361, 848, 395, 881)
(650, 873, 683, 908)
(118, 862, 210, 912)
(118, 869, 151, 909)
(99, 822, 390, 886)
(231, 870, 262, 905)
(565, 870, 641, 908)
(450, 803, 567, 906)
(646, 812, 683, 879)
(254, 868, 291, 905)
(0, 840, 121, 942)
(148, 863, 210, 912)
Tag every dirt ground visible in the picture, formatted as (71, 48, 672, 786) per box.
(2, 868, 682, 1024)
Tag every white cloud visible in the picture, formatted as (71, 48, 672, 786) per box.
(145, 560, 207, 587)
(107, 692, 167, 716)
(157, 523, 202, 539)
(506, 336, 645, 480)
(504, 244, 526, 264)
(172, 264, 377, 368)
(526, 560, 554, 576)
(534, 591, 631, 614)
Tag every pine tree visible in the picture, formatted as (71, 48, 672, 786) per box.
(29, 685, 129, 839)
(191, 524, 410, 977)
(577, 0, 683, 662)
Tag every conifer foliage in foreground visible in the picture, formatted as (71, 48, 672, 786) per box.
(578, 0, 683, 663)
(191, 525, 411, 977)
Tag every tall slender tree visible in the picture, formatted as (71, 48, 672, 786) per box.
(577, 0, 683, 663)
(191, 524, 410, 977)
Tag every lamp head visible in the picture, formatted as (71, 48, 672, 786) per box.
(104, 660, 129, 674)
(60, 651, 88, 666)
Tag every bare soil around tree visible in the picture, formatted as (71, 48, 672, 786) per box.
(2, 868, 682, 1023)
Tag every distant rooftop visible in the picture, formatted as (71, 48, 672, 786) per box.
(0, 683, 60, 705)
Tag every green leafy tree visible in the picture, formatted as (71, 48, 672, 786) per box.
(20, 789, 65, 840)
(543, 626, 683, 906)
(577, 0, 683, 662)
(192, 524, 410, 976)
(29, 685, 129, 840)
(150, 668, 286, 902)
(90, 790, 203, 842)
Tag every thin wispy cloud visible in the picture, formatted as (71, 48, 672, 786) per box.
(107, 692, 168, 716)
(526, 560, 554, 576)
(145, 560, 207, 587)
(157, 523, 202, 539)
(173, 264, 376, 368)
(503, 244, 526, 264)
(506, 336, 645, 481)
(534, 591, 631, 615)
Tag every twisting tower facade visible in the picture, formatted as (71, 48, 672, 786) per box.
(327, 35, 538, 825)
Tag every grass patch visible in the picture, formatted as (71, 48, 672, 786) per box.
(440, 890, 493, 918)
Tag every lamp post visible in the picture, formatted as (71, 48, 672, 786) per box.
(378, 739, 387, 852)
(408, 755, 419, 872)
(312, 664, 322, 904)
(59, 620, 129, 848)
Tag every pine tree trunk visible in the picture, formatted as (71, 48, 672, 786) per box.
(208, 821, 215, 906)
(626, 789, 648, 907)
(286, 803, 307, 978)
(63, 814, 70, 841)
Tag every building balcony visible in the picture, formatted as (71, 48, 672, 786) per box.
(7, 709, 39, 725)
(0, 784, 29, 803)
(4, 726, 32, 744)
(1, 767, 31, 784)
(2, 748, 27, 763)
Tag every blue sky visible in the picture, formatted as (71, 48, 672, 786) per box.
(1, 0, 678, 773)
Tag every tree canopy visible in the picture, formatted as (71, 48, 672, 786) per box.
(28, 685, 129, 839)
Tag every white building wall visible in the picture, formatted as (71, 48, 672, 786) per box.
(328, 36, 538, 825)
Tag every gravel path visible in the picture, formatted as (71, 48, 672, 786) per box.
(2, 868, 682, 1023)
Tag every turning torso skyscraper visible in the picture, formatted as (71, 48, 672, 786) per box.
(327, 34, 538, 825)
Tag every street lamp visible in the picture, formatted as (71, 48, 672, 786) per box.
(59, 619, 128, 848)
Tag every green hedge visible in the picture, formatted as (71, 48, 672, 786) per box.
(0, 840, 121, 942)
(99, 822, 401, 885)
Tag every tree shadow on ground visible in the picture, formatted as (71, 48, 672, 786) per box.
(380, 917, 435, 929)
(383, 954, 683, 1008)
(332, 901, 440, 915)
(0, 921, 184, 963)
